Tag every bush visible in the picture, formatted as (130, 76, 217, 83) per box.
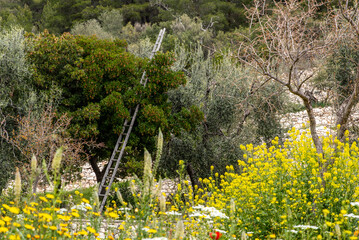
(199, 128, 359, 239)
(0, 27, 36, 192)
(3, 129, 359, 239)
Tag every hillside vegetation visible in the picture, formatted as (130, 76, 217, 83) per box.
(2, 1, 359, 239)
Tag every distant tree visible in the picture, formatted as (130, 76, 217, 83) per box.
(162, 44, 283, 181)
(99, 9, 123, 38)
(40, 0, 92, 33)
(332, 1, 359, 140)
(27, 31, 203, 182)
(151, 0, 251, 31)
(141, 14, 215, 54)
(71, 19, 113, 39)
(70, 9, 124, 39)
(20, 0, 46, 28)
(0, 1, 33, 31)
(238, 0, 337, 155)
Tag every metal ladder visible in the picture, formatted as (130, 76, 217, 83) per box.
(98, 28, 166, 212)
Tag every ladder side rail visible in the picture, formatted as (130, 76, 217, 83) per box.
(98, 119, 129, 192)
(101, 28, 166, 192)
(98, 28, 166, 212)
(99, 104, 140, 212)
(99, 30, 161, 198)
(149, 29, 165, 59)
(139, 28, 165, 85)
(155, 30, 165, 53)
(141, 29, 166, 87)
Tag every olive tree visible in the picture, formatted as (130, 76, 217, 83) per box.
(238, 0, 339, 155)
(162, 44, 284, 181)
(0, 27, 36, 191)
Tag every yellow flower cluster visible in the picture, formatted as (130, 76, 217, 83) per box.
(198, 128, 359, 239)
(2, 128, 359, 239)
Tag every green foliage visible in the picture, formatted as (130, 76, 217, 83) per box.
(0, 143, 17, 194)
(121, 3, 158, 25)
(127, 37, 153, 58)
(326, 42, 359, 105)
(27, 31, 202, 176)
(252, 84, 283, 143)
(170, 14, 213, 47)
(0, 3, 33, 32)
(162, 44, 284, 178)
(39, 0, 92, 33)
(162, 47, 279, 176)
(70, 9, 124, 40)
(0, 27, 37, 192)
(108, 180, 136, 207)
(71, 19, 113, 39)
(155, 0, 250, 32)
(98, 9, 123, 38)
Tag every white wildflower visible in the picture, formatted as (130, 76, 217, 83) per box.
(71, 202, 92, 212)
(293, 225, 319, 230)
(118, 207, 131, 211)
(344, 213, 359, 219)
(165, 211, 182, 216)
(142, 238, 168, 240)
(189, 211, 211, 219)
(56, 208, 68, 214)
(193, 205, 205, 209)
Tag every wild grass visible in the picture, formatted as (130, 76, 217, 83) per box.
(1, 128, 359, 239)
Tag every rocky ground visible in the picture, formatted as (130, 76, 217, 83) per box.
(5, 90, 359, 195)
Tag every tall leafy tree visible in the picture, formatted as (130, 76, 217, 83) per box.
(27, 31, 202, 181)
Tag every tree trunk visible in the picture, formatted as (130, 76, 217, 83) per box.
(89, 156, 104, 183)
(186, 162, 201, 190)
(287, 84, 324, 155)
(302, 97, 324, 155)
(32, 175, 40, 194)
(336, 66, 359, 140)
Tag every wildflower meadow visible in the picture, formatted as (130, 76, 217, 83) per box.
(2, 127, 359, 239)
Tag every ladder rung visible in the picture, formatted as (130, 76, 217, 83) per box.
(98, 193, 106, 197)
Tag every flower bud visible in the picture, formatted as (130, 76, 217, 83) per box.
(155, 179, 163, 199)
(335, 224, 341, 239)
(230, 198, 236, 215)
(160, 193, 166, 212)
(143, 149, 153, 196)
(14, 167, 21, 204)
(52, 147, 63, 173)
(93, 184, 100, 210)
(116, 189, 125, 205)
(31, 154, 37, 176)
(240, 231, 247, 240)
(130, 180, 136, 195)
(174, 220, 185, 239)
